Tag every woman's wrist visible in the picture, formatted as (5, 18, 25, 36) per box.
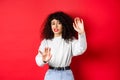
(43, 60, 47, 63)
(78, 31, 85, 35)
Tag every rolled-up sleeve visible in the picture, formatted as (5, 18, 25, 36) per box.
(72, 33, 87, 56)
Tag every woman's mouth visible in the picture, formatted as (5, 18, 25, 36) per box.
(54, 28, 59, 32)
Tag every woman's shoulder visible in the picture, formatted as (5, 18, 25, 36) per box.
(40, 39, 47, 44)
(41, 38, 52, 44)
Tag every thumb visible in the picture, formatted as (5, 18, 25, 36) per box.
(39, 51, 43, 55)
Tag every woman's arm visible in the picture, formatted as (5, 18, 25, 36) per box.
(35, 39, 52, 66)
(72, 33, 87, 56)
(72, 17, 87, 56)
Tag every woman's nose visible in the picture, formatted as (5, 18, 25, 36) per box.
(55, 24, 58, 27)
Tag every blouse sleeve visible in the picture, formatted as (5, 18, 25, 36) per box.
(35, 39, 47, 66)
(72, 32, 87, 56)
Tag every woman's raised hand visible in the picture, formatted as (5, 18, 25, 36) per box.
(73, 17, 85, 34)
(39, 47, 52, 63)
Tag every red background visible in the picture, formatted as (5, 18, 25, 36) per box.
(0, 0, 120, 80)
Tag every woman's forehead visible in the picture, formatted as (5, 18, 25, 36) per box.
(51, 19, 60, 22)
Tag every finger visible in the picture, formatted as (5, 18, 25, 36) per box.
(74, 17, 80, 25)
(47, 48, 51, 54)
(75, 17, 79, 21)
(80, 19, 84, 24)
(73, 23, 75, 28)
(74, 21, 78, 27)
(75, 17, 79, 20)
(74, 18, 77, 25)
(49, 54, 52, 60)
(39, 50, 43, 55)
(45, 47, 48, 53)
(73, 23, 77, 29)
(43, 47, 48, 56)
(73, 22, 79, 28)
(48, 52, 52, 60)
(76, 18, 81, 23)
(73, 23, 79, 32)
(49, 48, 51, 52)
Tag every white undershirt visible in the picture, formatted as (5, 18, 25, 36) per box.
(35, 33, 87, 67)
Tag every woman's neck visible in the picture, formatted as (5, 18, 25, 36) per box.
(54, 34, 62, 37)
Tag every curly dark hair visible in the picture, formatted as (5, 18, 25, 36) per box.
(41, 11, 76, 41)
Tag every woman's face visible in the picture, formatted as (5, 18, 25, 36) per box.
(51, 19, 63, 37)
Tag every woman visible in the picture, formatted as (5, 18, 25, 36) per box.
(35, 11, 87, 80)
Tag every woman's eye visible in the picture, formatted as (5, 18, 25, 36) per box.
(51, 22, 55, 25)
(58, 22, 61, 24)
